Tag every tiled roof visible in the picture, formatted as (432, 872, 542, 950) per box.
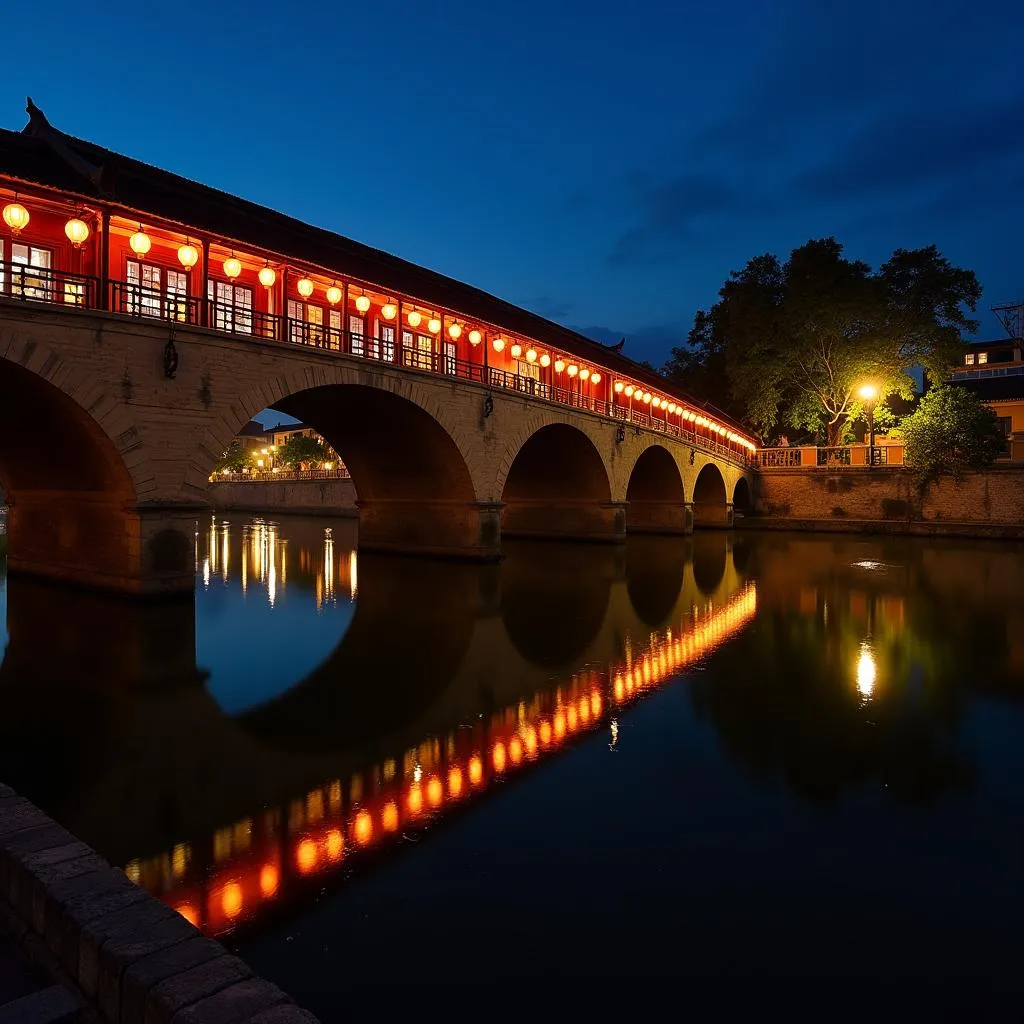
(0, 124, 745, 431)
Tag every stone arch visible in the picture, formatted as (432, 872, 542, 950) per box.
(692, 462, 729, 527)
(733, 476, 752, 514)
(500, 422, 619, 542)
(190, 367, 495, 560)
(0, 338, 182, 593)
(625, 443, 687, 534)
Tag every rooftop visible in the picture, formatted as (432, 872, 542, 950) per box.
(0, 112, 743, 432)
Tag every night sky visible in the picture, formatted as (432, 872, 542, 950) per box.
(7, 0, 1023, 366)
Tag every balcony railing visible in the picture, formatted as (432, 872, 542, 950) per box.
(210, 468, 351, 482)
(0, 269, 752, 467)
(754, 444, 903, 469)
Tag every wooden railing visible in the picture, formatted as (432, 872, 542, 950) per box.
(210, 468, 352, 482)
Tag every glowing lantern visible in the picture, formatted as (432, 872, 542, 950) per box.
(179, 242, 200, 271)
(408, 311, 422, 328)
(468, 329, 482, 346)
(426, 776, 443, 807)
(3, 201, 29, 234)
(526, 348, 537, 363)
(296, 839, 318, 873)
(129, 226, 151, 257)
(615, 381, 625, 393)
(221, 883, 243, 919)
(297, 277, 314, 298)
(554, 359, 566, 373)
(258, 263, 276, 288)
(642, 392, 652, 404)
(64, 217, 89, 247)
(259, 863, 280, 897)
(590, 691, 602, 716)
(382, 302, 397, 320)
(223, 255, 242, 280)
(448, 322, 462, 340)
(326, 828, 344, 861)
(539, 353, 551, 367)
(355, 294, 371, 313)
(579, 368, 591, 381)
(591, 372, 601, 385)
(327, 284, 343, 306)
(668, 402, 677, 414)
(354, 811, 373, 845)
(427, 317, 441, 334)
(492, 337, 506, 353)
(567, 364, 579, 377)
(510, 343, 523, 358)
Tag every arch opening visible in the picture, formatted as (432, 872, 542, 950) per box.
(625, 445, 688, 534)
(241, 384, 498, 561)
(733, 477, 752, 515)
(0, 357, 187, 593)
(693, 462, 730, 528)
(500, 424, 618, 543)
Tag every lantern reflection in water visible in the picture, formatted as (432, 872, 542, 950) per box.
(137, 581, 758, 936)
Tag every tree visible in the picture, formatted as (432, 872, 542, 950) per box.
(278, 433, 338, 470)
(681, 239, 980, 445)
(214, 441, 254, 474)
(900, 385, 1005, 492)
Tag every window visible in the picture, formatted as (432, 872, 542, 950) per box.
(10, 242, 53, 301)
(126, 260, 188, 320)
(965, 353, 975, 366)
(209, 280, 253, 334)
(349, 314, 365, 357)
(978, 352, 988, 365)
(416, 334, 433, 371)
(287, 300, 324, 345)
(378, 323, 395, 362)
(443, 340, 457, 375)
(329, 309, 342, 350)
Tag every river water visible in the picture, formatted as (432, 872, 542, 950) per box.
(1, 513, 1023, 1017)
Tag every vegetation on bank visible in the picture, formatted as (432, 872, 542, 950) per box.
(214, 434, 341, 474)
(665, 238, 980, 448)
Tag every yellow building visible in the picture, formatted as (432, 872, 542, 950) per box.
(949, 338, 1023, 460)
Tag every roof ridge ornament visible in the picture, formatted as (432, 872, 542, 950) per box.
(24, 96, 114, 197)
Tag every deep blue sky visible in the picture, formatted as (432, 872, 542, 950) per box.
(8, 0, 1023, 365)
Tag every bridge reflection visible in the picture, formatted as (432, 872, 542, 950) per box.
(0, 514, 754, 939)
(132, 580, 757, 937)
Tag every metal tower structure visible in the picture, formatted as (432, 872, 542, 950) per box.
(991, 301, 1024, 340)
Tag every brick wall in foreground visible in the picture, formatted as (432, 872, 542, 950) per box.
(755, 465, 1024, 523)
(0, 785, 318, 1024)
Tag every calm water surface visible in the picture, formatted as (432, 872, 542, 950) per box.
(1, 513, 1023, 1018)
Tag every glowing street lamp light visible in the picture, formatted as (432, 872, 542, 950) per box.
(858, 384, 879, 457)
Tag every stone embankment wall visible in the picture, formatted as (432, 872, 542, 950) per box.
(209, 477, 358, 516)
(752, 465, 1024, 535)
(0, 784, 318, 1023)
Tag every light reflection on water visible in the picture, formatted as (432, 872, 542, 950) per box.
(4, 523, 1024, 1012)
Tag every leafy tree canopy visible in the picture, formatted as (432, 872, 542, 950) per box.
(900, 385, 1005, 491)
(665, 239, 980, 445)
(214, 441, 254, 473)
(278, 433, 338, 470)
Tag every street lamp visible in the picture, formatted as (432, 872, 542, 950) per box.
(858, 384, 879, 461)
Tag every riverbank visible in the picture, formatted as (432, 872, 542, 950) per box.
(0, 784, 319, 1023)
(208, 477, 357, 517)
(736, 515, 1024, 541)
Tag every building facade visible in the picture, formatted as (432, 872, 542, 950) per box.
(0, 103, 756, 458)
(949, 337, 1024, 459)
